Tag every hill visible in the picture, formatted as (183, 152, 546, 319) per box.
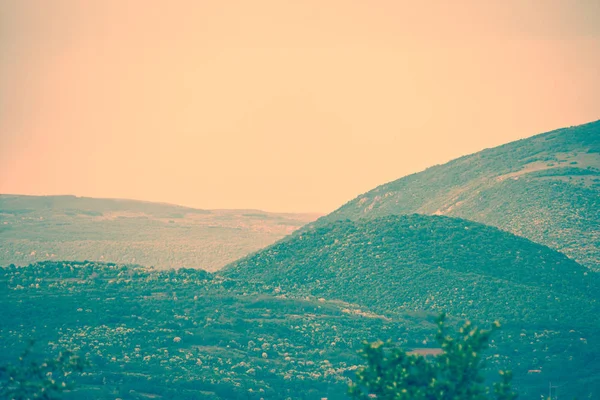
(0, 195, 320, 271)
(225, 215, 598, 324)
(223, 215, 600, 398)
(314, 120, 600, 269)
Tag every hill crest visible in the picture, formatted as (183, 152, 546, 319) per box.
(313, 120, 600, 269)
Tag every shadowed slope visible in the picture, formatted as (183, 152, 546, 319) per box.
(225, 215, 598, 324)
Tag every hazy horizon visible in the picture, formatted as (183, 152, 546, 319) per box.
(1, 117, 599, 214)
(1, 1, 599, 213)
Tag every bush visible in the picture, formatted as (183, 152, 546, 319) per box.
(0, 341, 85, 400)
(349, 314, 517, 400)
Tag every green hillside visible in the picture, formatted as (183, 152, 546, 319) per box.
(0, 195, 320, 271)
(2, 260, 599, 399)
(314, 120, 600, 270)
(0, 261, 443, 399)
(223, 215, 600, 398)
(225, 215, 598, 325)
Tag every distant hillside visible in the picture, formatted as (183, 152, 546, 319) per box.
(314, 120, 600, 269)
(0, 195, 320, 271)
(225, 215, 598, 324)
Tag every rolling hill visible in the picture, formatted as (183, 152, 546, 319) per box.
(224, 214, 600, 398)
(313, 120, 600, 270)
(225, 215, 598, 324)
(0, 195, 320, 271)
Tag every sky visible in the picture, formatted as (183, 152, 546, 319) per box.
(1, 1, 599, 213)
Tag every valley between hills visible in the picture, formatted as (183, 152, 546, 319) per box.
(0, 195, 320, 272)
(1, 120, 599, 399)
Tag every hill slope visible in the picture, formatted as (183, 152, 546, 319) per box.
(223, 214, 600, 398)
(0, 261, 444, 400)
(314, 120, 600, 269)
(225, 215, 598, 324)
(0, 195, 320, 271)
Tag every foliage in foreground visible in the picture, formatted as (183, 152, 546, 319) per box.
(2, 261, 597, 399)
(0, 341, 85, 400)
(349, 315, 517, 400)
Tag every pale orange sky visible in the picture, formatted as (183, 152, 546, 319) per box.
(1, 1, 599, 213)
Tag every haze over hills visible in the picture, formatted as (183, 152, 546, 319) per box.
(0, 195, 320, 271)
(314, 120, 600, 270)
(2, 0, 599, 398)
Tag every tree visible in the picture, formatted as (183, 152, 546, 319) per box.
(349, 314, 517, 400)
(0, 341, 85, 400)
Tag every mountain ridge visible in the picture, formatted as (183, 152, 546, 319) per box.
(0, 194, 321, 217)
(0, 194, 321, 271)
(311, 120, 600, 269)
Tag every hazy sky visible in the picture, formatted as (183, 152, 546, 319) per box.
(1, 1, 599, 212)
